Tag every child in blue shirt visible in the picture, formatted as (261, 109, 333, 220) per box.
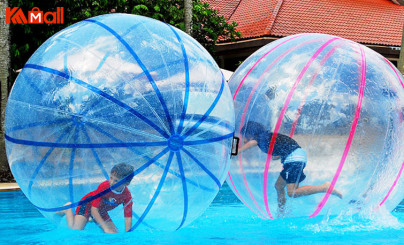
(239, 121, 342, 214)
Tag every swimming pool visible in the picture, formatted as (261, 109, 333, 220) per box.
(1, 183, 403, 245)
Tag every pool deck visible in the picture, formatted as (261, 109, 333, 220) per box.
(0, 183, 20, 192)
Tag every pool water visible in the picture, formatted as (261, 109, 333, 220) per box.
(1, 183, 403, 245)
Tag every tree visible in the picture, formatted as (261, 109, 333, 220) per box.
(129, 0, 240, 54)
(0, 0, 14, 182)
(184, 0, 192, 35)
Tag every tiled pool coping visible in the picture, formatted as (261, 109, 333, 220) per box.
(0, 183, 20, 192)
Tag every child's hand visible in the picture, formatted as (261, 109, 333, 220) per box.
(104, 227, 118, 233)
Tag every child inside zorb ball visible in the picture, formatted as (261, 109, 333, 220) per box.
(58, 163, 134, 233)
(5, 13, 235, 231)
(239, 121, 342, 214)
(228, 33, 404, 219)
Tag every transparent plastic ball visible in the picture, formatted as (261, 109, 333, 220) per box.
(5, 14, 235, 231)
(227, 33, 404, 219)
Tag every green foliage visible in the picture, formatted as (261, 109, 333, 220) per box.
(9, 0, 240, 81)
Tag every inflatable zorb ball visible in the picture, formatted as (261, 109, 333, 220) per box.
(228, 33, 404, 219)
(5, 14, 234, 231)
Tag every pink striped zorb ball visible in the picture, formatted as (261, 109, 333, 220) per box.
(228, 33, 404, 219)
(5, 14, 235, 231)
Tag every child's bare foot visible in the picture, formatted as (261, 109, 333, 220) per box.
(277, 206, 286, 218)
(56, 202, 72, 216)
(323, 182, 343, 199)
(277, 211, 285, 218)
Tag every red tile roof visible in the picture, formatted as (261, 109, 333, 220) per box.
(205, 0, 404, 46)
(203, 0, 241, 19)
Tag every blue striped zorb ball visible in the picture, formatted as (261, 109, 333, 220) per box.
(5, 14, 235, 231)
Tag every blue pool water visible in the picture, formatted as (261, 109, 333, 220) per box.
(1, 183, 403, 245)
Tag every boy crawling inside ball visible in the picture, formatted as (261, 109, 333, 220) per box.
(59, 163, 134, 233)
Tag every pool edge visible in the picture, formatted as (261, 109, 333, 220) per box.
(0, 183, 20, 192)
